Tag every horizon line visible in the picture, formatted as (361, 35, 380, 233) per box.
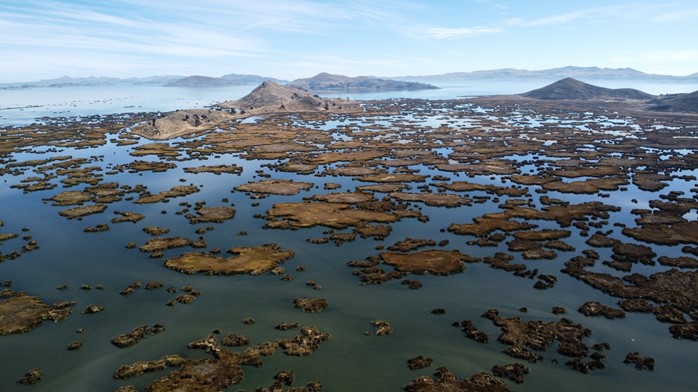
(3, 65, 698, 85)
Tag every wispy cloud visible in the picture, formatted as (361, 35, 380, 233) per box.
(0, 2, 267, 57)
(420, 8, 588, 40)
(421, 3, 664, 40)
(651, 8, 698, 21)
(515, 11, 587, 27)
(0, 0, 421, 80)
(113, 0, 409, 35)
(1, 0, 696, 81)
(424, 26, 502, 39)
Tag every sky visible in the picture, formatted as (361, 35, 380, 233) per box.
(1, 0, 697, 83)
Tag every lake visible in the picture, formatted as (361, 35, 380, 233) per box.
(2, 80, 697, 127)
(0, 83, 697, 391)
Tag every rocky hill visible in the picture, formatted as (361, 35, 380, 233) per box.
(218, 80, 328, 112)
(521, 78, 655, 100)
(648, 90, 698, 113)
(289, 72, 437, 92)
(165, 75, 233, 87)
(132, 81, 361, 140)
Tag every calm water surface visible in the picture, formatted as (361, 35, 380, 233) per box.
(0, 85, 697, 391)
(2, 80, 698, 127)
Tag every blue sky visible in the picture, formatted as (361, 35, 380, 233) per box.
(1, 0, 697, 82)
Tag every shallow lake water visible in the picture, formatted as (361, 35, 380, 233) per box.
(0, 89, 697, 391)
(2, 79, 698, 128)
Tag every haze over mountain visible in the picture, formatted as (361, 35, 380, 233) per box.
(163, 74, 289, 87)
(3, 67, 698, 90)
(288, 73, 438, 92)
(0, 75, 183, 88)
(165, 75, 235, 87)
(0, 73, 288, 89)
(394, 66, 698, 83)
(220, 73, 287, 85)
(521, 78, 656, 100)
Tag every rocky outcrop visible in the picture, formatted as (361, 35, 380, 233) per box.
(219, 81, 328, 112)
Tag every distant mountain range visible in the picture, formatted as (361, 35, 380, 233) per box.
(165, 75, 233, 87)
(0, 73, 288, 89)
(1, 75, 183, 88)
(3, 66, 697, 91)
(393, 66, 698, 83)
(164, 72, 438, 92)
(220, 73, 287, 85)
(163, 74, 289, 87)
(288, 72, 437, 92)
